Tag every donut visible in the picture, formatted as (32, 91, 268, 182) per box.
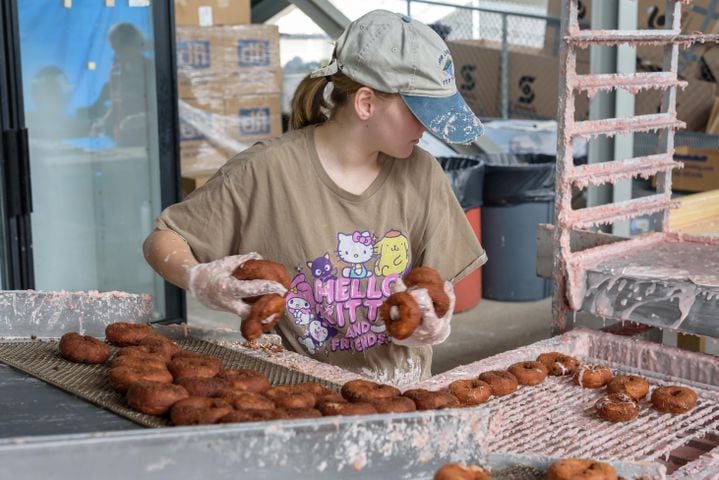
(168, 355, 224, 381)
(264, 385, 316, 409)
(340, 379, 401, 402)
(434, 463, 493, 480)
(59, 332, 110, 364)
(606, 375, 649, 401)
(110, 354, 167, 371)
(105, 322, 154, 347)
(651, 386, 697, 414)
(595, 393, 640, 422)
(139, 335, 182, 358)
(170, 396, 233, 425)
(508, 361, 548, 386)
(172, 350, 205, 360)
(277, 408, 323, 419)
(115, 344, 173, 363)
(405, 267, 444, 288)
(176, 377, 230, 397)
(379, 292, 421, 340)
(573, 365, 613, 389)
(547, 458, 617, 480)
(409, 282, 450, 318)
(402, 389, 460, 410)
(478, 371, 518, 396)
(220, 368, 270, 393)
(231, 259, 290, 303)
(317, 401, 377, 416)
(220, 391, 276, 410)
(109, 365, 173, 393)
(448, 379, 492, 406)
(241, 293, 285, 341)
(367, 396, 417, 413)
(220, 409, 282, 423)
(536, 352, 579, 376)
(126, 380, 189, 416)
(292, 383, 344, 404)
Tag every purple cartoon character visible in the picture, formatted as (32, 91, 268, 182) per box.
(298, 313, 338, 355)
(306, 253, 337, 282)
(337, 230, 375, 279)
(285, 273, 315, 327)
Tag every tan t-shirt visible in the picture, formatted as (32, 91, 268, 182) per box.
(156, 125, 487, 385)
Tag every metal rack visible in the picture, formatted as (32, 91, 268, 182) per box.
(550, 0, 719, 335)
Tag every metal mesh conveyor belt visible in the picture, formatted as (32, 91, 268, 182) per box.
(0, 338, 342, 428)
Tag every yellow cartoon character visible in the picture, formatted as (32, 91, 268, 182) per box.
(374, 230, 410, 277)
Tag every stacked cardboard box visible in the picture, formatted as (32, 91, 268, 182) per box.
(175, 0, 283, 177)
(449, 39, 590, 121)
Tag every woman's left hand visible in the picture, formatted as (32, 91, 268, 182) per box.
(390, 279, 455, 347)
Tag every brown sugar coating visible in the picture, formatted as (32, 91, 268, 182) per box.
(448, 379, 492, 406)
(105, 322, 154, 347)
(109, 365, 173, 393)
(651, 386, 697, 414)
(241, 293, 285, 341)
(405, 267, 444, 288)
(434, 463, 494, 480)
(478, 371, 518, 396)
(318, 401, 377, 416)
(536, 352, 579, 376)
(126, 381, 189, 416)
(220, 409, 283, 423)
(410, 282, 451, 318)
(403, 389, 460, 410)
(341, 379, 401, 402)
(508, 361, 548, 386)
(595, 393, 640, 422)
(176, 377, 230, 397)
(232, 259, 291, 304)
(59, 332, 110, 364)
(139, 335, 182, 358)
(220, 390, 276, 410)
(277, 408, 323, 419)
(110, 353, 167, 370)
(547, 458, 617, 480)
(606, 375, 650, 401)
(367, 396, 417, 414)
(220, 368, 270, 393)
(264, 385, 316, 409)
(170, 396, 233, 425)
(168, 355, 224, 381)
(379, 292, 421, 340)
(573, 365, 613, 389)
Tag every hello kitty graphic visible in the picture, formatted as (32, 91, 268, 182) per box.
(298, 313, 338, 355)
(337, 231, 375, 279)
(285, 274, 315, 327)
(306, 253, 337, 282)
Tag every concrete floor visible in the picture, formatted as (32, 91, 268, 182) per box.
(187, 295, 554, 375)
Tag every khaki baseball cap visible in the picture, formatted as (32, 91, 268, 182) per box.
(311, 9, 483, 144)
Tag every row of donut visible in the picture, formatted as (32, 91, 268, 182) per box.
(434, 458, 618, 480)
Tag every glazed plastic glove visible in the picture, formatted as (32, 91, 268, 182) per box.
(389, 278, 456, 347)
(186, 252, 288, 318)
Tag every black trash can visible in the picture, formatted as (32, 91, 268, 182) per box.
(437, 157, 485, 311)
(479, 154, 555, 301)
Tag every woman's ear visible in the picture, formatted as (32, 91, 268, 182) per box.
(353, 86, 375, 121)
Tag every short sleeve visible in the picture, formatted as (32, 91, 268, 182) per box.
(415, 158, 487, 283)
(155, 169, 247, 263)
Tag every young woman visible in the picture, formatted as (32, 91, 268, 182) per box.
(144, 10, 487, 385)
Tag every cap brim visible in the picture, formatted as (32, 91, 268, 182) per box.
(401, 92, 484, 144)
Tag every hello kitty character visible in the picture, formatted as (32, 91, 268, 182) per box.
(285, 273, 315, 327)
(298, 313, 338, 355)
(337, 231, 375, 279)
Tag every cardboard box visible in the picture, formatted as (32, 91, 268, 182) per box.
(544, 0, 591, 54)
(176, 26, 225, 98)
(223, 94, 282, 146)
(671, 146, 719, 192)
(175, 0, 250, 26)
(181, 170, 216, 197)
(705, 47, 719, 80)
(635, 78, 716, 131)
(178, 97, 230, 173)
(448, 40, 501, 117)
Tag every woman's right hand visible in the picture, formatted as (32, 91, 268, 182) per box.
(185, 252, 288, 318)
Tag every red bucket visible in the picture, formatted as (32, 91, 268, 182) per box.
(454, 207, 482, 313)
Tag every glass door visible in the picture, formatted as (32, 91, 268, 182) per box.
(1, 0, 183, 321)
